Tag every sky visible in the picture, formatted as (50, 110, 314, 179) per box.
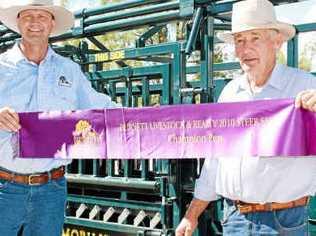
(275, 0, 316, 24)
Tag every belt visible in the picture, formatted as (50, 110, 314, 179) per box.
(235, 196, 309, 214)
(0, 166, 65, 186)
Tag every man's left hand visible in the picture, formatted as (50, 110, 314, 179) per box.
(295, 89, 316, 112)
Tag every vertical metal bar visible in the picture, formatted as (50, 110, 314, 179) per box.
(287, 34, 299, 68)
(123, 70, 136, 193)
(122, 74, 133, 199)
(79, 41, 89, 73)
(125, 78, 133, 107)
(131, 93, 138, 107)
(140, 77, 149, 179)
(180, 52, 187, 97)
(78, 160, 83, 175)
(200, 16, 214, 103)
(172, 43, 185, 104)
(124, 160, 133, 177)
(160, 177, 168, 231)
(162, 64, 171, 105)
(93, 160, 98, 176)
(121, 159, 132, 200)
(95, 64, 103, 93)
(140, 160, 149, 180)
(109, 82, 117, 102)
(185, 7, 204, 55)
(142, 78, 150, 106)
(78, 41, 90, 176)
(107, 81, 117, 177)
(106, 160, 114, 177)
(89, 60, 98, 90)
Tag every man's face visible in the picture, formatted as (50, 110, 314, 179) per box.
(17, 9, 55, 44)
(234, 29, 282, 77)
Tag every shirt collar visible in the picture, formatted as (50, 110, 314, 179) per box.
(6, 42, 56, 65)
(238, 64, 287, 93)
(239, 74, 250, 91)
(265, 64, 287, 90)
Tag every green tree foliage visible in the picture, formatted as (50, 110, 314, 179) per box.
(298, 37, 316, 72)
(299, 54, 312, 71)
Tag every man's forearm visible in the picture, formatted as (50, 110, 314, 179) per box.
(185, 198, 210, 220)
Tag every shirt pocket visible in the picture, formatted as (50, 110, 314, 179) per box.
(0, 75, 16, 107)
(52, 86, 77, 110)
(8, 94, 31, 111)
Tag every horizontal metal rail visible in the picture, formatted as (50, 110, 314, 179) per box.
(65, 218, 166, 235)
(66, 174, 160, 192)
(74, 0, 170, 18)
(84, 2, 179, 27)
(68, 194, 163, 211)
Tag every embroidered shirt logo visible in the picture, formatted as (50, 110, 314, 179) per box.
(58, 76, 72, 87)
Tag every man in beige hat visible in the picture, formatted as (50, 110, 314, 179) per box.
(0, 1, 116, 235)
(176, 0, 316, 235)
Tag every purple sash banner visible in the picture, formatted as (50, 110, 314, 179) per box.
(18, 99, 316, 159)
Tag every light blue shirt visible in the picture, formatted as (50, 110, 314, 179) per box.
(0, 43, 117, 174)
(194, 64, 316, 203)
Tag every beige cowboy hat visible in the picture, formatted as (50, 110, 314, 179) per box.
(218, 0, 296, 43)
(0, 0, 74, 37)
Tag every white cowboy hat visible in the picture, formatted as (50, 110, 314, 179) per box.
(0, 0, 74, 37)
(218, 0, 296, 43)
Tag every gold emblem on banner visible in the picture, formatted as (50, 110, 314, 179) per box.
(73, 120, 101, 145)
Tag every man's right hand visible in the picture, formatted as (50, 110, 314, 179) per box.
(175, 217, 198, 236)
(175, 198, 210, 236)
(0, 107, 21, 132)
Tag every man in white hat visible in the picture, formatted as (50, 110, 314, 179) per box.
(176, 0, 316, 235)
(0, 1, 116, 235)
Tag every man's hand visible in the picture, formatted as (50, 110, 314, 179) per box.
(175, 217, 198, 236)
(0, 107, 21, 132)
(175, 198, 210, 236)
(295, 89, 316, 112)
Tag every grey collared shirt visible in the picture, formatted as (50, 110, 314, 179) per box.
(194, 64, 316, 203)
